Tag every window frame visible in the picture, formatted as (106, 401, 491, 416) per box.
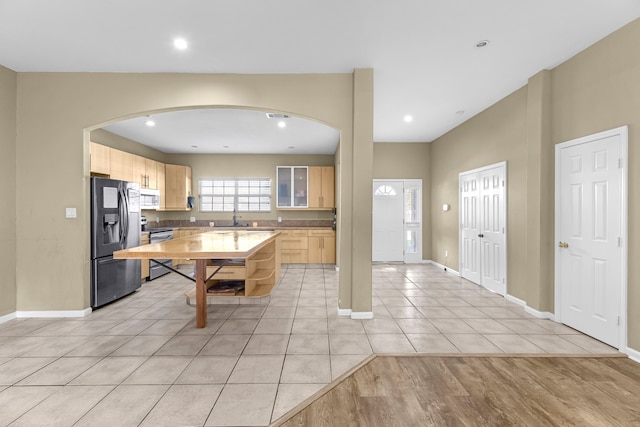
(199, 177, 272, 213)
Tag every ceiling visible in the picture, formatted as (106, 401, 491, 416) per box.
(104, 109, 340, 155)
(2, 1, 640, 154)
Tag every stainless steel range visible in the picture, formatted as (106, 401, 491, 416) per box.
(148, 228, 173, 280)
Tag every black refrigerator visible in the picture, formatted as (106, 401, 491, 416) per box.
(90, 177, 141, 308)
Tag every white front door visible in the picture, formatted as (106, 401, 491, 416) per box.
(555, 127, 626, 348)
(459, 162, 507, 295)
(372, 181, 404, 262)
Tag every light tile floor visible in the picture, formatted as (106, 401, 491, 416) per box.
(0, 264, 619, 426)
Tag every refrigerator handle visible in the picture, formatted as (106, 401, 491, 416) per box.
(121, 185, 130, 246)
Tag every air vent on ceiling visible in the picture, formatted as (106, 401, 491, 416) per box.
(266, 113, 289, 119)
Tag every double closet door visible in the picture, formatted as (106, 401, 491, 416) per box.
(459, 162, 507, 295)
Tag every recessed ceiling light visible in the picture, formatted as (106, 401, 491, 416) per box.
(145, 119, 155, 127)
(278, 121, 286, 128)
(223, 145, 229, 148)
(173, 38, 188, 50)
(288, 146, 295, 149)
(404, 115, 413, 123)
(474, 40, 489, 49)
(191, 145, 198, 148)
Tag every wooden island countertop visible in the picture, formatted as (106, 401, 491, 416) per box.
(115, 230, 280, 260)
(114, 230, 281, 327)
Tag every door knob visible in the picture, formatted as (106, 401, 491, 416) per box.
(558, 241, 569, 248)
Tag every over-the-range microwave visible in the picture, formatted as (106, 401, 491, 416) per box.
(140, 188, 160, 210)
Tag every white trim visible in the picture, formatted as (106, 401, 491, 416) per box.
(626, 347, 640, 364)
(505, 294, 525, 307)
(505, 294, 554, 320)
(428, 260, 460, 276)
(524, 306, 554, 321)
(15, 308, 93, 318)
(0, 312, 17, 324)
(350, 311, 374, 320)
(554, 125, 628, 351)
(337, 308, 352, 317)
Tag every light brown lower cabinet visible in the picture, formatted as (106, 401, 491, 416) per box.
(308, 230, 336, 264)
(280, 229, 309, 263)
(280, 229, 335, 264)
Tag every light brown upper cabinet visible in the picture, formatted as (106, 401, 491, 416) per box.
(308, 166, 335, 209)
(89, 142, 111, 176)
(157, 162, 166, 209)
(109, 148, 134, 182)
(145, 158, 159, 189)
(132, 155, 160, 189)
(164, 164, 192, 210)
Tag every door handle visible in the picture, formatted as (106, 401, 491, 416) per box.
(478, 234, 484, 238)
(558, 241, 569, 248)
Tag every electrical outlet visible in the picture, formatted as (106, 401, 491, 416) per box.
(209, 222, 215, 227)
(445, 250, 448, 257)
(277, 216, 282, 223)
(190, 216, 196, 223)
(155, 217, 159, 223)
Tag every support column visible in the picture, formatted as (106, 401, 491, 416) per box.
(350, 69, 374, 317)
(525, 70, 554, 313)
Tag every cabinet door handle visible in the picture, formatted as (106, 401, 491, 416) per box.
(478, 233, 484, 238)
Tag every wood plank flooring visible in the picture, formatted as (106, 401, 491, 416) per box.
(273, 355, 640, 427)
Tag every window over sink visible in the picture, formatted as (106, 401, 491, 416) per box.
(199, 178, 271, 212)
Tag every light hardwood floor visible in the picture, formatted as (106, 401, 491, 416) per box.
(274, 355, 640, 426)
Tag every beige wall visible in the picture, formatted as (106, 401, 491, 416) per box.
(430, 88, 528, 295)
(91, 129, 335, 223)
(373, 142, 431, 260)
(167, 153, 335, 223)
(13, 72, 372, 313)
(0, 65, 17, 316)
(550, 18, 640, 349)
(430, 17, 640, 351)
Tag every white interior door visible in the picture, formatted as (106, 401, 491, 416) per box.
(479, 166, 506, 295)
(460, 173, 481, 284)
(372, 181, 404, 262)
(460, 162, 507, 295)
(556, 127, 626, 348)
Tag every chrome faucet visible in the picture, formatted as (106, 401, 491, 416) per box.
(232, 208, 242, 227)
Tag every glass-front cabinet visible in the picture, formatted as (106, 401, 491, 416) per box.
(277, 166, 308, 208)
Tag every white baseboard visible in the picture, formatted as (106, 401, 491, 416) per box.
(505, 294, 555, 320)
(626, 346, 640, 363)
(351, 311, 374, 320)
(505, 294, 525, 307)
(0, 312, 17, 324)
(427, 260, 460, 276)
(15, 308, 93, 318)
(524, 306, 555, 320)
(337, 308, 352, 317)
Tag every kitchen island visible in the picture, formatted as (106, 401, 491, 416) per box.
(114, 230, 280, 327)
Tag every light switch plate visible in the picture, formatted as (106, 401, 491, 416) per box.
(65, 207, 77, 218)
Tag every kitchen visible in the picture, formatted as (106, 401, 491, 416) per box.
(88, 109, 340, 308)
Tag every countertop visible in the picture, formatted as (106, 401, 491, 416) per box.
(116, 230, 281, 259)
